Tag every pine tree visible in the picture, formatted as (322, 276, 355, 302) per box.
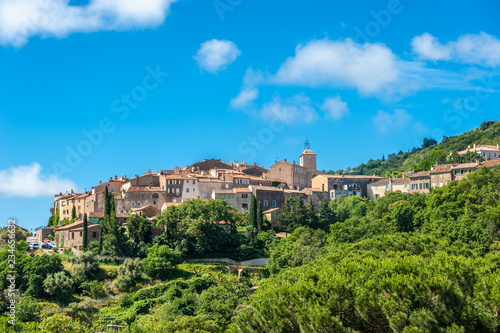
(82, 213, 88, 251)
(382, 155, 386, 162)
(256, 201, 263, 233)
(249, 195, 257, 229)
(71, 206, 76, 220)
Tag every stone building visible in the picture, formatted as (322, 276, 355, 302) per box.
(311, 174, 384, 199)
(409, 171, 431, 193)
(270, 159, 308, 190)
(212, 187, 252, 213)
(53, 191, 90, 221)
(115, 186, 167, 215)
(301, 187, 329, 205)
(122, 173, 160, 192)
(242, 164, 270, 178)
(197, 178, 232, 199)
(55, 220, 100, 250)
(186, 158, 230, 172)
(249, 185, 285, 210)
(429, 164, 454, 189)
(33, 227, 54, 243)
(457, 144, 500, 160)
(367, 177, 410, 201)
(452, 162, 479, 181)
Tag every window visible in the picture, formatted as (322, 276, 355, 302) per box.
(419, 183, 422, 190)
(71, 232, 74, 240)
(220, 195, 226, 199)
(93, 232, 97, 238)
(242, 203, 248, 209)
(77, 199, 80, 203)
(375, 194, 380, 200)
(62, 201, 66, 206)
(242, 194, 248, 198)
(228, 194, 234, 199)
(193, 188, 196, 192)
(80, 232, 82, 237)
(272, 200, 277, 207)
(152, 193, 159, 199)
(204, 193, 208, 198)
(111, 189, 114, 192)
(176, 188, 179, 194)
(142, 193, 145, 198)
(186, 188, 190, 193)
(131, 202, 135, 207)
(137, 201, 141, 207)
(263, 200, 269, 206)
(153, 201, 156, 205)
(78, 206, 81, 210)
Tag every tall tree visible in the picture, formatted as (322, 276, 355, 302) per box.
(71, 206, 76, 220)
(318, 199, 335, 231)
(82, 213, 88, 251)
(256, 201, 263, 233)
(104, 186, 110, 217)
(248, 195, 257, 229)
(306, 197, 318, 229)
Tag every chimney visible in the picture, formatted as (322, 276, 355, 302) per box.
(115, 175, 117, 180)
(99, 180, 102, 185)
(135, 174, 138, 178)
(284, 158, 287, 162)
(174, 166, 180, 174)
(110, 177, 112, 181)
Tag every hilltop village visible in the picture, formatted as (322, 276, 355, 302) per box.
(39, 142, 500, 251)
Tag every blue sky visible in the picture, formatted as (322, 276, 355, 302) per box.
(1, 0, 500, 230)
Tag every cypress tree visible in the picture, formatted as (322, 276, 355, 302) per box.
(256, 201, 263, 233)
(71, 205, 76, 220)
(104, 186, 110, 217)
(249, 195, 257, 229)
(82, 213, 88, 251)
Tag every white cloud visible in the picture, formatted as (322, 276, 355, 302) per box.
(0, 162, 78, 197)
(273, 39, 400, 95)
(372, 109, 413, 134)
(0, 0, 177, 47)
(195, 39, 241, 74)
(261, 94, 318, 125)
(411, 33, 451, 61)
(230, 68, 265, 109)
(412, 32, 500, 67)
(230, 88, 259, 109)
(230, 68, 264, 109)
(319, 96, 349, 119)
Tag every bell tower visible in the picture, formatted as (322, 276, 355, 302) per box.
(299, 139, 317, 172)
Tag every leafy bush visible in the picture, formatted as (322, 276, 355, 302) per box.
(17, 296, 42, 322)
(143, 244, 182, 280)
(115, 258, 143, 292)
(44, 272, 74, 302)
(38, 313, 89, 333)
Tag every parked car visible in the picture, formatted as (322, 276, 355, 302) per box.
(42, 243, 51, 249)
(50, 241, 56, 247)
(31, 243, 39, 250)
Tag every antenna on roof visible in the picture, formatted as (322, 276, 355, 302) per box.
(304, 137, 310, 150)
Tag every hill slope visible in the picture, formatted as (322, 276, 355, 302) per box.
(326, 120, 500, 177)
